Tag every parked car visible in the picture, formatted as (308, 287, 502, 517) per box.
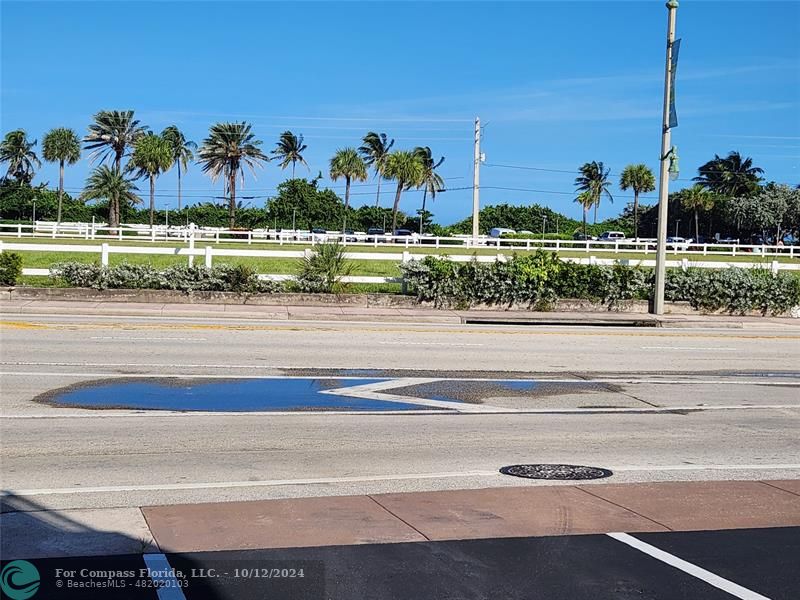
(310, 227, 328, 242)
(665, 236, 691, 250)
(489, 227, 516, 238)
(598, 231, 626, 241)
(341, 228, 358, 242)
(393, 229, 414, 239)
(366, 227, 387, 242)
(573, 232, 596, 241)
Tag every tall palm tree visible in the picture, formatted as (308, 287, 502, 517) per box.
(0, 129, 41, 184)
(413, 146, 445, 234)
(329, 148, 367, 209)
(161, 125, 196, 211)
(619, 164, 655, 240)
(81, 165, 141, 228)
(197, 122, 268, 229)
(271, 130, 308, 177)
(574, 191, 594, 239)
(575, 161, 613, 223)
(383, 150, 424, 233)
(129, 133, 174, 226)
(84, 110, 148, 171)
(681, 184, 716, 241)
(359, 132, 395, 207)
(694, 151, 763, 197)
(42, 127, 81, 224)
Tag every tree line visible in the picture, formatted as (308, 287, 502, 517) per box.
(0, 110, 446, 231)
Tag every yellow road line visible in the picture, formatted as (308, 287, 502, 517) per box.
(1, 320, 798, 341)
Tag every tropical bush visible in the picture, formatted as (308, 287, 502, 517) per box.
(295, 242, 354, 293)
(0, 252, 23, 285)
(50, 262, 282, 293)
(400, 251, 800, 315)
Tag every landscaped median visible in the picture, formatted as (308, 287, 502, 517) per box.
(1, 247, 799, 317)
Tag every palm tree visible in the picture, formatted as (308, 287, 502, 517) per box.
(84, 110, 148, 170)
(329, 148, 367, 209)
(574, 191, 594, 239)
(42, 128, 81, 224)
(81, 165, 141, 228)
(383, 150, 424, 233)
(0, 129, 41, 184)
(575, 161, 613, 223)
(619, 164, 655, 240)
(359, 132, 395, 207)
(413, 146, 445, 234)
(129, 134, 174, 226)
(681, 184, 716, 241)
(197, 122, 268, 229)
(271, 130, 308, 177)
(694, 151, 764, 197)
(161, 125, 196, 211)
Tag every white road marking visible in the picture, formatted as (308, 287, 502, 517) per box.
(90, 336, 207, 341)
(642, 346, 737, 351)
(379, 341, 483, 347)
(607, 532, 771, 600)
(0, 470, 501, 497)
(143, 553, 187, 600)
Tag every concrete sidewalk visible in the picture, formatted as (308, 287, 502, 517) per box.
(3, 480, 799, 559)
(3, 297, 798, 328)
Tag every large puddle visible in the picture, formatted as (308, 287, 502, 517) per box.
(45, 378, 431, 412)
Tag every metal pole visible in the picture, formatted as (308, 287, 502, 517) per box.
(292, 208, 296, 232)
(675, 219, 680, 237)
(653, 0, 678, 315)
(471, 116, 481, 241)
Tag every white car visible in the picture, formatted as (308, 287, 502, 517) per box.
(665, 236, 692, 250)
(598, 231, 626, 241)
(489, 227, 516, 238)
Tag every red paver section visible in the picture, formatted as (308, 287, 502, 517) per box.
(763, 480, 800, 497)
(371, 486, 668, 541)
(143, 495, 425, 553)
(582, 480, 800, 531)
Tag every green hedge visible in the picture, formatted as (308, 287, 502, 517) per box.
(400, 251, 800, 315)
(50, 262, 283, 294)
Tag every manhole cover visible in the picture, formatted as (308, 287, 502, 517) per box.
(499, 464, 613, 480)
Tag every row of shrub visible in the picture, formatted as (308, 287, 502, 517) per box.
(399, 251, 800, 315)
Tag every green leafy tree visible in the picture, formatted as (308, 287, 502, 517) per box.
(0, 130, 40, 184)
(197, 122, 268, 228)
(81, 165, 141, 228)
(413, 146, 445, 234)
(42, 127, 82, 224)
(129, 133, 174, 225)
(265, 178, 346, 230)
(726, 183, 799, 240)
(84, 110, 149, 170)
(358, 132, 394, 206)
(574, 191, 594, 238)
(329, 148, 367, 209)
(161, 125, 196, 210)
(679, 184, 716, 241)
(271, 130, 308, 177)
(575, 161, 613, 223)
(383, 150, 423, 232)
(619, 163, 655, 239)
(694, 151, 764, 198)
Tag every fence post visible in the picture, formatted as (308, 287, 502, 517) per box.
(681, 258, 689, 272)
(248, 232, 252, 245)
(771, 261, 779, 275)
(526, 240, 530, 251)
(215, 231, 220, 244)
(17, 224, 22, 238)
(205, 246, 213, 268)
(101, 243, 109, 266)
(150, 226, 156, 242)
(589, 255, 597, 265)
(703, 244, 708, 256)
(117, 227, 123, 241)
(188, 232, 195, 267)
(435, 238, 440, 249)
(51, 223, 57, 239)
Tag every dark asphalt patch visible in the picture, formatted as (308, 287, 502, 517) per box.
(635, 526, 799, 600)
(34, 378, 434, 412)
(386, 379, 617, 404)
(171, 534, 738, 600)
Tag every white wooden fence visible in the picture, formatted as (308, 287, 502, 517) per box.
(2, 240, 798, 284)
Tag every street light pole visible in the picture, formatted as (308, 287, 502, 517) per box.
(675, 219, 680, 238)
(471, 116, 481, 241)
(653, 0, 679, 315)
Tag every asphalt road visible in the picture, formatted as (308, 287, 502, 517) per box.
(2, 314, 800, 510)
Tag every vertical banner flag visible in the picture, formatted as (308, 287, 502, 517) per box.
(668, 38, 681, 128)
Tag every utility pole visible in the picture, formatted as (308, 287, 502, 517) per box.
(653, 0, 679, 315)
(471, 116, 481, 240)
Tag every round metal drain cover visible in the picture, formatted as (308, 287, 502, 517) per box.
(500, 464, 613, 480)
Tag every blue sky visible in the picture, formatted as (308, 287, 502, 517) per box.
(2, 0, 799, 225)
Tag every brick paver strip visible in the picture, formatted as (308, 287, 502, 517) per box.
(143, 495, 426, 553)
(764, 479, 800, 496)
(582, 480, 800, 531)
(370, 486, 668, 541)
